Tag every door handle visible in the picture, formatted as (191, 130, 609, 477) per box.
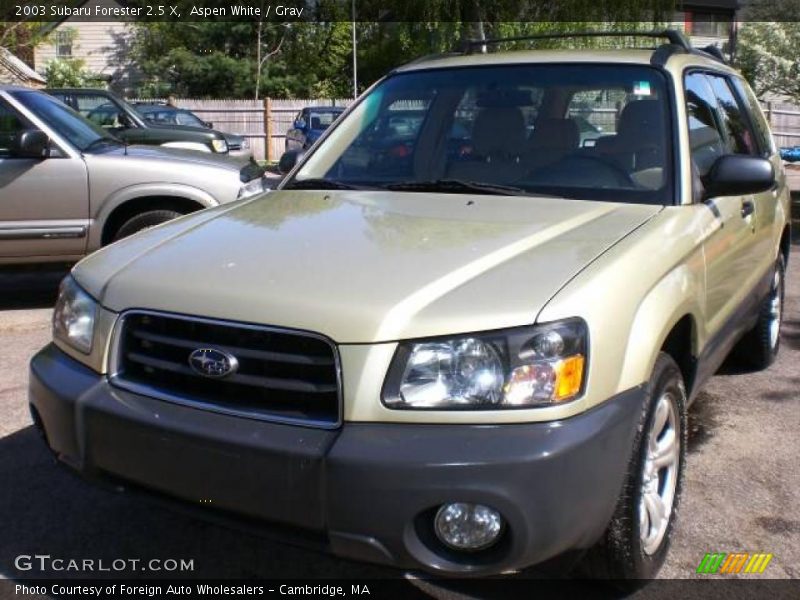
(741, 199, 755, 219)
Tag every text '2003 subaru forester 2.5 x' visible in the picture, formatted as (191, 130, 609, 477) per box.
(30, 31, 791, 580)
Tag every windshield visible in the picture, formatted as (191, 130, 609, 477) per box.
(292, 64, 673, 204)
(140, 107, 206, 128)
(13, 91, 115, 152)
(308, 110, 342, 131)
(175, 110, 205, 127)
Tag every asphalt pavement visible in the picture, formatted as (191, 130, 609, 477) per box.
(0, 244, 798, 597)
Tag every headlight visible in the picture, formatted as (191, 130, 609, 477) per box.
(210, 138, 228, 153)
(53, 276, 97, 354)
(237, 176, 267, 200)
(382, 319, 587, 409)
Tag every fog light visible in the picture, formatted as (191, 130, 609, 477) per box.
(434, 502, 504, 551)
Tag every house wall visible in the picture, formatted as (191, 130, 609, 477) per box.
(33, 2, 140, 92)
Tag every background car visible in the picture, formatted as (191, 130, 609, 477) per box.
(134, 103, 252, 159)
(47, 88, 233, 155)
(573, 115, 607, 146)
(285, 106, 345, 151)
(0, 86, 267, 265)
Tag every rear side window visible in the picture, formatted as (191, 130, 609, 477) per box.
(731, 77, 776, 156)
(684, 73, 726, 177)
(706, 74, 757, 156)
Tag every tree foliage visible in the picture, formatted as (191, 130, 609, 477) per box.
(735, 0, 800, 102)
(43, 57, 97, 87)
(128, 0, 674, 99)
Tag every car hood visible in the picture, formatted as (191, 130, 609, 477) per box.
(222, 132, 245, 147)
(74, 191, 662, 343)
(90, 144, 245, 171)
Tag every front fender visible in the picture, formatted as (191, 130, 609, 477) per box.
(88, 183, 218, 251)
(617, 259, 705, 394)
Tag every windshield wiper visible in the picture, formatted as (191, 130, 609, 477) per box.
(383, 179, 529, 196)
(283, 178, 368, 191)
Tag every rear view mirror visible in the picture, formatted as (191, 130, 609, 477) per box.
(703, 155, 774, 198)
(12, 129, 49, 159)
(278, 149, 305, 174)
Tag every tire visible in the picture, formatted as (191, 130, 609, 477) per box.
(581, 352, 687, 582)
(733, 254, 786, 370)
(112, 209, 183, 242)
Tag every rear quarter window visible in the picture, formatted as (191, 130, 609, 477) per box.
(730, 77, 776, 156)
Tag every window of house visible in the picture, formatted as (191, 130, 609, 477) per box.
(686, 12, 732, 38)
(55, 31, 73, 58)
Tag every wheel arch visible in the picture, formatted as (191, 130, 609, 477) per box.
(617, 264, 703, 399)
(779, 223, 791, 266)
(100, 196, 207, 246)
(90, 184, 217, 249)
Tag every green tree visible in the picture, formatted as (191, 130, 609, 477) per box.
(128, 0, 675, 99)
(44, 57, 98, 87)
(735, 0, 800, 101)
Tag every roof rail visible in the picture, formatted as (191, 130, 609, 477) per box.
(694, 44, 727, 64)
(458, 29, 693, 54)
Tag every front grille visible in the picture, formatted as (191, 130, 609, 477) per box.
(110, 311, 341, 427)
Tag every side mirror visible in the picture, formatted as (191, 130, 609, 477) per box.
(294, 119, 306, 130)
(703, 155, 774, 198)
(204, 121, 213, 129)
(278, 149, 305, 174)
(12, 129, 49, 159)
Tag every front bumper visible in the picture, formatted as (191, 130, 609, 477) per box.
(30, 344, 644, 576)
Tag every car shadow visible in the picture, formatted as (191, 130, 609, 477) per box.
(0, 425, 407, 581)
(0, 267, 67, 310)
(0, 427, 640, 597)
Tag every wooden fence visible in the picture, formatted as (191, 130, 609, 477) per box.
(764, 102, 800, 149)
(128, 96, 800, 162)
(129, 97, 354, 162)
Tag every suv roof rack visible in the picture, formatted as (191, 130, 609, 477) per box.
(396, 29, 726, 72)
(458, 29, 692, 54)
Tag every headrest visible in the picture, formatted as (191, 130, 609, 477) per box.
(529, 118, 579, 151)
(472, 107, 527, 157)
(618, 100, 664, 140)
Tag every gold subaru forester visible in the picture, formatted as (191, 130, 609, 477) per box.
(30, 31, 791, 580)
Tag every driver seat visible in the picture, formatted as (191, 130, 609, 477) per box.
(447, 107, 528, 183)
(597, 100, 665, 171)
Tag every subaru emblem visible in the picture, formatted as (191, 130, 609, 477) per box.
(188, 348, 239, 379)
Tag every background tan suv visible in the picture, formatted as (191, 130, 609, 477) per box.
(0, 87, 267, 265)
(29, 31, 790, 582)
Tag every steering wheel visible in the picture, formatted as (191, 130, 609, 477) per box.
(531, 153, 636, 188)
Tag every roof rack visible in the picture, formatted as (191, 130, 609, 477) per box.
(696, 44, 727, 63)
(458, 29, 693, 54)
(396, 29, 726, 72)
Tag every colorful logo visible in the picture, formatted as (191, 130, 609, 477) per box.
(696, 552, 774, 574)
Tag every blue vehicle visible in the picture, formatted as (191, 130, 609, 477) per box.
(285, 106, 345, 151)
(780, 146, 800, 162)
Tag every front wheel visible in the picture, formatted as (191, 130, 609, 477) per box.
(580, 352, 687, 582)
(112, 209, 183, 242)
